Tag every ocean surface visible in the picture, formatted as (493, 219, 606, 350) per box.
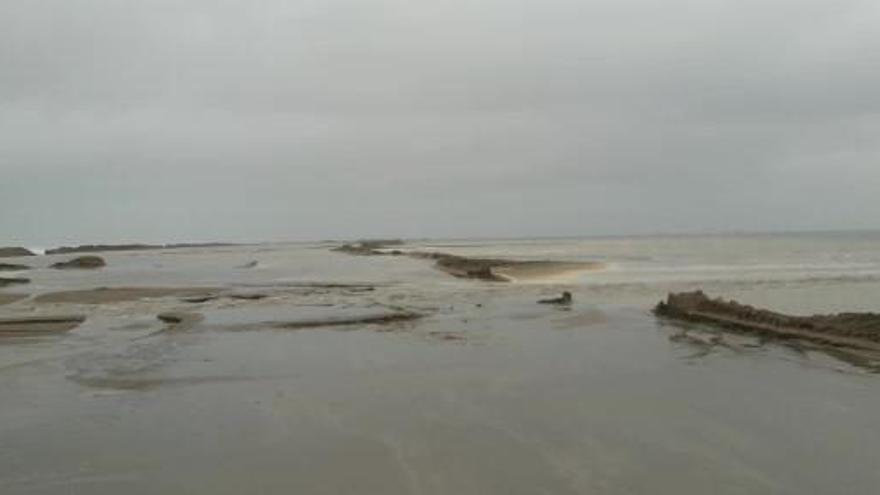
(1, 232, 880, 494)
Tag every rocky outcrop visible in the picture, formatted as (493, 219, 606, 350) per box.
(51, 256, 106, 270)
(0, 277, 30, 288)
(655, 291, 880, 349)
(412, 252, 592, 282)
(432, 255, 510, 281)
(332, 242, 602, 282)
(0, 247, 35, 258)
(538, 292, 573, 305)
(0, 263, 30, 271)
(157, 312, 204, 331)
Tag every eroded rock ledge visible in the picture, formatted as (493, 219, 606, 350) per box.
(331, 240, 601, 281)
(51, 256, 106, 270)
(408, 252, 531, 281)
(655, 291, 880, 352)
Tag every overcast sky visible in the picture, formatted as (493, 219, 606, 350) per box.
(2, 0, 879, 245)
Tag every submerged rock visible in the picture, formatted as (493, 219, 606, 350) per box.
(51, 256, 107, 270)
(0, 247, 35, 258)
(227, 292, 269, 301)
(157, 312, 204, 331)
(429, 254, 509, 281)
(0, 277, 30, 288)
(538, 292, 573, 305)
(0, 263, 31, 271)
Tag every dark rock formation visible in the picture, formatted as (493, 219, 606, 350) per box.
(0, 247, 35, 258)
(0, 277, 30, 288)
(157, 312, 204, 331)
(227, 292, 269, 301)
(655, 291, 880, 348)
(331, 239, 405, 256)
(435, 256, 508, 281)
(333, 243, 602, 282)
(407, 252, 509, 281)
(538, 292, 573, 305)
(51, 256, 106, 270)
(182, 295, 218, 303)
(0, 263, 31, 271)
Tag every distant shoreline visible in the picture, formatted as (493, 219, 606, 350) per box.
(5, 228, 880, 254)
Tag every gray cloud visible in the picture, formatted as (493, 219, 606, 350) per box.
(2, 0, 879, 245)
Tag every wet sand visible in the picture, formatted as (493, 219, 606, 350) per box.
(0, 263, 31, 272)
(3, 298, 880, 494)
(492, 261, 605, 282)
(0, 293, 28, 306)
(2, 239, 880, 494)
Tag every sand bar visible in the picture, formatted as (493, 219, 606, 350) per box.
(36, 287, 222, 304)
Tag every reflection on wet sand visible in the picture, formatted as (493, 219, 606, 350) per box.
(35, 287, 222, 304)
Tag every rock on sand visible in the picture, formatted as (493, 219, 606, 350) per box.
(0, 247, 35, 258)
(51, 256, 107, 270)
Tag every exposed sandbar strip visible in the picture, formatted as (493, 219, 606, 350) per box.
(329, 241, 605, 282)
(36, 287, 222, 304)
(0, 316, 86, 336)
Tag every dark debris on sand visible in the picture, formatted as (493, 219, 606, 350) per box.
(51, 256, 107, 270)
(0, 277, 30, 288)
